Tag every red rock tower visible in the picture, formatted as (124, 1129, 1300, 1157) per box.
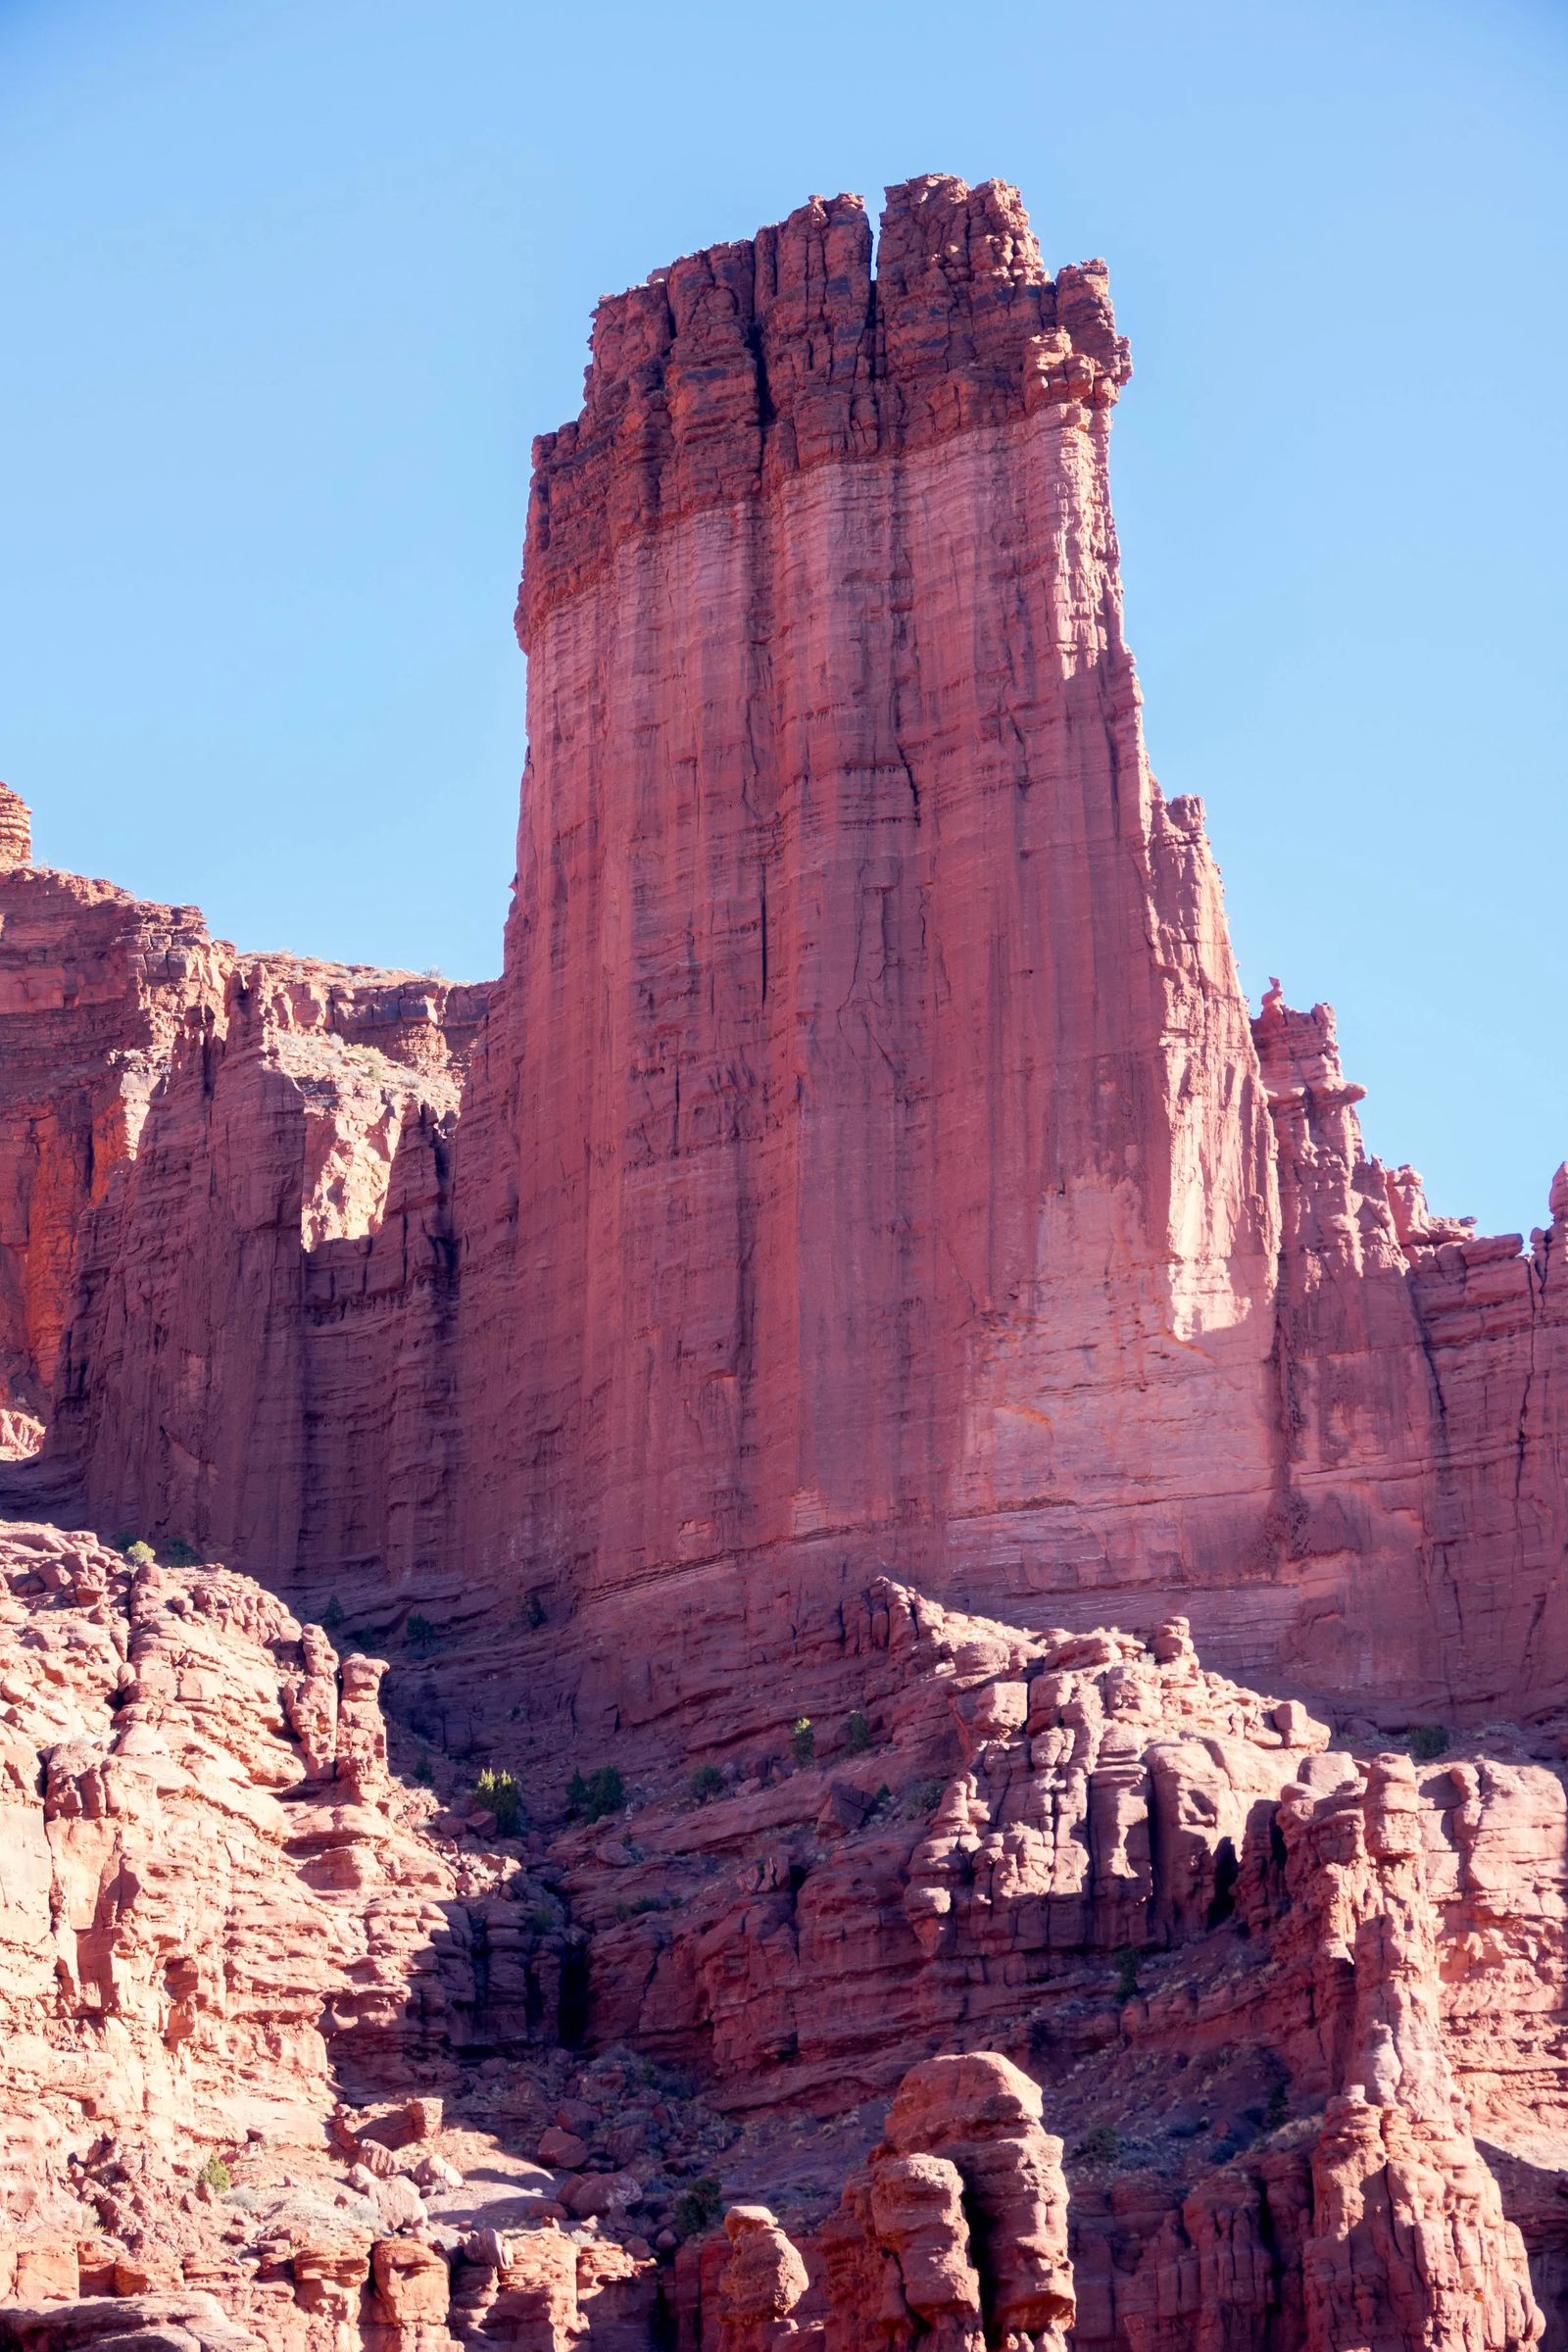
(453, 175, 1282, 1651)
(0, 784, 33, 870)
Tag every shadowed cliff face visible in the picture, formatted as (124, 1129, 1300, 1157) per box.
(0, 173, 1562, 1735)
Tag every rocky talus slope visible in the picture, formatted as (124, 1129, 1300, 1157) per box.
(0, 1521, 1561, 2349)
(0, 170, 1563, 2349)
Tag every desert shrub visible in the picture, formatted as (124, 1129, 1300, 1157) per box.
(672, 2175, 723, 2236)
(567, 1764, 624, 1822)
(688, 1764, 724, 1806)
(413, 1753, 435, 1788)
(320, 1594, 346, 1633)
(164, 1539, 200, 1567)
(406, 1613, 443, 1656)
(899, 1776, 946, 1819)
(790, 1717, 815, 1767)
(123, 1540, 156, 1568)
(1112, 1947, 1141, 2003)
(612, 1894, 664, 1922)
(1083, 2125, 1119, 2164)
(476, 1766, 522, 1835)
(196, 2153, 231, 2193)
(843, 1708, 872, 1753)
(522, 1591, 547, 1629)
(1408, 1723, 1450, 1762)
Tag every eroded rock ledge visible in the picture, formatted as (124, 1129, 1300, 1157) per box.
(0, 1523, 1559, 2349)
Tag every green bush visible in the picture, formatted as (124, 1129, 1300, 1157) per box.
(476, 1766, 522, 1835)
(790, 1717, 815, 1767)
(164, 1539, 200, 1567)
(522, 1591, 548, 1630)
(123, 1540, 156, 1569)
(567, 1764, 624, 1822)
(688, 1764, 725, 1806)
(413, 1753, 435, 1788)
(406, 1613, 443, 1656)
(843, 1708, 872, 1754)
(320, 1594, 346, 1633)
(672, 2175, 723, 2236)
(1408, 1724, 1450, 1762)
(196, 2153, 231, 2193)
(1083, 2125, 1119, 2164)
(1112, 1947, 1141, 2004)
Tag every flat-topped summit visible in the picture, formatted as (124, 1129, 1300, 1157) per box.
(516, 173, 1129, 642)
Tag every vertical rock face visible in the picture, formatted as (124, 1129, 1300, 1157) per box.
(7, 165, 1567, 2352)
(0, 808, 486, 1597)
(1253, 989, 1568, 1712)
(457, 173, 1281, 1646)
(0, 785, 34, 872)
(0, 808, 227, 1437)
(49, 955, 487, 1592)
(0, 172, 1563, 1727)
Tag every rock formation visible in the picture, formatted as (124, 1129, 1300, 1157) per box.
(0, 171, 1564, 2350)
(5, 176, 1563, 1730)
(0, 1519, 1559, 2348)
(0, 824, 487, 1591)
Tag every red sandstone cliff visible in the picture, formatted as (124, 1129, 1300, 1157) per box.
(461, 172, 1283, 1662)
(0, 790, 226, 1446)
(0, 170, 1566, 2347)
(0, 1523, 1558, 2350)
(0, 803, 487, 1596)
(450, 172, 1563, 1726)
(5, 178, 1561, 1728)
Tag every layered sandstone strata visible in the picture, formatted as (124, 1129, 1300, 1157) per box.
(557, 1581, 1558, 2349)
(0, 801, 486, 1596)
(49, 952, 488, 1591)
(461, 171, 1283, 1654)
(454, 170, 1563, 1721)
(0, 1514, 1558, 2349)
(4, 179, 1562, 1727)
(0, 817, 225, 1439)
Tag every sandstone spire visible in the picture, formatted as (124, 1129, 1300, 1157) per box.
(0, 783, 32, 870)
(460, 172, 1280, 1635)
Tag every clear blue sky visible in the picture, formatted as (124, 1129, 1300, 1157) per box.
(2, 0, 1564, 1237)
